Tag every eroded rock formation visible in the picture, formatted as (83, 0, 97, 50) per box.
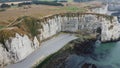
(0, 12, 120, 67)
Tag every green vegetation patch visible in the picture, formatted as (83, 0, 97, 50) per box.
(12, 16, 43, 37)
(0, 26, 4, 29)
(63, 6, 86, 12)
(51, 6, 87, 12)
(0, 8, 6, 12)
(0, 16, 43, 50)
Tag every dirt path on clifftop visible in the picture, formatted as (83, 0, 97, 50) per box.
(6, 34, 77, 68)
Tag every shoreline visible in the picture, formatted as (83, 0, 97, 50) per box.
(6, 33, 77, 68)
(35, 35, 97, 68)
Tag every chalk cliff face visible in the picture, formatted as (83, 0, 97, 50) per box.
(101, 17, 120, 41)
(0, 13, 120, 67)
(90, 4, 108, 14)
(0, 32, 39, 67)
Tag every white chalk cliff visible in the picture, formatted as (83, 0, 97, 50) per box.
(0, 12, 120, 67)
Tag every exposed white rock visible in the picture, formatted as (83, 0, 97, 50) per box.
(101, 17, 120, 41)
(0, 33, 40, 67)
(0, 13, 120, 67)
(33, 37, 39, 49)
(0, 43, 11, 67)
(6, 33, 34, 61)
(39, 17, 62, 41)
(91, 4, 108, 14)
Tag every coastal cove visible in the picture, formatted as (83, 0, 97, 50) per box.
(1, 0, 120, 67)
(35, 6, 120, 68)
(0, 11, 119, 67)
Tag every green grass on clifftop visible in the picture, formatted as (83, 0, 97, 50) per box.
(0, 26, 4, 29)
(11, 16, 43, 37)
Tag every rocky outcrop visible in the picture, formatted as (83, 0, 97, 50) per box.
(0, 12, 120, 67)
(90, 4, 108, 14)
(0, 34, 39, 67)
(74, 38, 96, 55)
(36, 36, 97, 68)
